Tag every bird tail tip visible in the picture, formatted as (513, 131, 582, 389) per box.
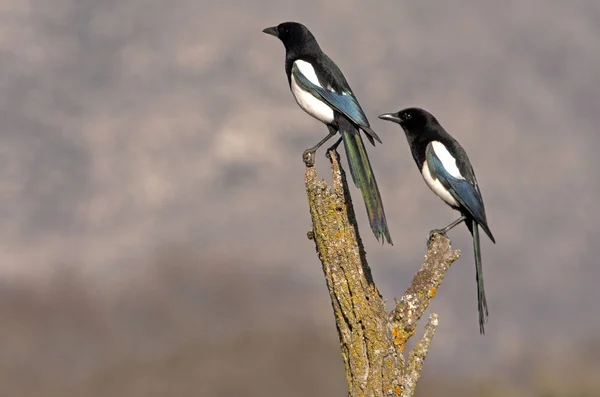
(374, 229, 393, 245)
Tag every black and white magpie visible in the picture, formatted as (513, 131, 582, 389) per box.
(379, 107, 495, 334)
(263, 21, 392, 245)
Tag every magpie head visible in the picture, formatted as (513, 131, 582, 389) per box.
(262, 22, 317, 51)
(379, 107, 433, 131)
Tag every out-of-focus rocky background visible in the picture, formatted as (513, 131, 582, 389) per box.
(1, 0, 599, 395)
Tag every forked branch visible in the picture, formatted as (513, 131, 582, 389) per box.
(304, 149, 460, 397)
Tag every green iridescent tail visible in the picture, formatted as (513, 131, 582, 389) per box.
(471, 220, 488, 334)
(340, 125, 392, 245)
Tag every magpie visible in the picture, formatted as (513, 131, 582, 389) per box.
(262, 21, 392, 245)
(378, 107, 495, 334)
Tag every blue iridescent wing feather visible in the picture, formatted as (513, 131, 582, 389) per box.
(426, 144, 487, 227)
(292, 64, 369, 130)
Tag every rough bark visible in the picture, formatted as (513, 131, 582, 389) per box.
(304, 149, 461, 397)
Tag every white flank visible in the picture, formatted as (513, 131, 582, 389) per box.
(291, 60, 334, 124)
(431, 141, 465, 179)
(421, 161, 459, 207)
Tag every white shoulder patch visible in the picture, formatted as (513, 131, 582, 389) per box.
(431, 141, 464, 179)
(294, 60, 322, 88)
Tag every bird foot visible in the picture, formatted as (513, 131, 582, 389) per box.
(302, 149, 316, 167)
(427, 229, 447, 246)
(325, 148, 336, 162)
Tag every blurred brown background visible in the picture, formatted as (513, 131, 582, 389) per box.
(1, 0, 599, 396)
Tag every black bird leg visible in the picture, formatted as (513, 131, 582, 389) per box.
(428, 214, 467, 244)
(325, 137, 343, 161)
(302, 126, 337, 167)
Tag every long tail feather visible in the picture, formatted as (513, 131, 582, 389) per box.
(471, 220, 488, 334)
(340, 123, 392, 245)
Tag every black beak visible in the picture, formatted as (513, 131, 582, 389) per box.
(378, 113, 402, 123)
(262, 26, 279, 37)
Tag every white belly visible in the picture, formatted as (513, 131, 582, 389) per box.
(421, 162, 459, 207)
(291, 73, 334, 124)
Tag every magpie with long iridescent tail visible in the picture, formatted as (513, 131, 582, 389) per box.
(379, 107, 495, 334)
(262, 22, 392, 245)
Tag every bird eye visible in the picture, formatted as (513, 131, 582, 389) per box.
(402, 112, 412, 120)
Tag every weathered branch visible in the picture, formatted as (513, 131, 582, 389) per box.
(390, 234, 460, 349)
(403, 314, 439, 396)
(304, 149, 460, 397)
